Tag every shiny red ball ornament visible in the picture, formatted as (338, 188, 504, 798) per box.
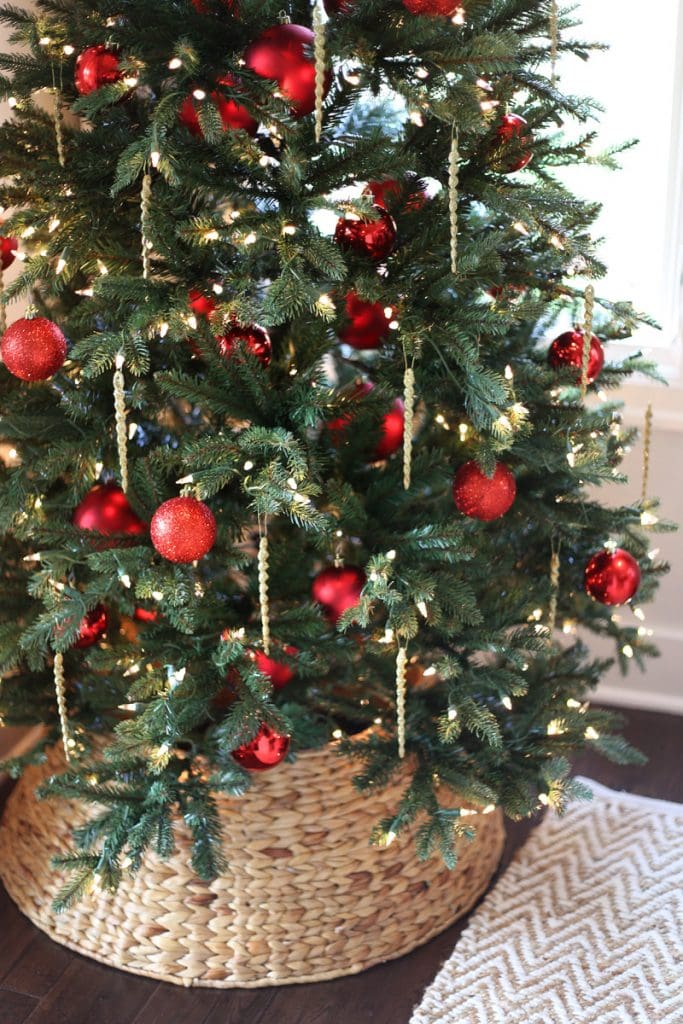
(366, 176, 428, 214)
(584, 548, 641, 607)
(327, 381, 404, 461)
(73, 483, 147, 537)
(151, 497, 217, 564)
(492, 114, 533, 173)
(232, 723, 291, 772)
(179, 75, 258, 138)
(335, 209, 397, 262)
(312, 565, 366, 624)
(244, 24, 330, 118)
(453, 461, 517, 522)
(339, 292, 393, 351)
(402, 0, 459, 14)
(0, 232, 18, 270)
(74, 45, 123, 96)
(189, 288, 218, 319)
(548, 330, 605, 385)
(252, 645, 298, 690)
(73, 605, 109, 649)
(1, 317, 67, 381)
(216, 323, 272, 367)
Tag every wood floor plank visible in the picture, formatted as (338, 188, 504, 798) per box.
(131, 986, 221, 1024)
(0, 888, 37, 986)
(0, 990, 38, 1024)
(22, 958, 157, 1024)
(1, 930, 73, 999)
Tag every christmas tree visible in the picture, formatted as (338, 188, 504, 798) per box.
(0, 0, 672, 908)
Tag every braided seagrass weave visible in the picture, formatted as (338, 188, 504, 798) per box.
(0, 742, 504, 988)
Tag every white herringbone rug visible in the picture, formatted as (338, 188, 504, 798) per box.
(411, 779, 683, 1024)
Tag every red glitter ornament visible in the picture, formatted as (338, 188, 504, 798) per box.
(548, 330, 605, 385)
(179, 74, 258, 138)
(491, 114, 533, 173)
(151, 497, 217, 564)
(252, 645, 299, 690)
(402, 0, 460, 14)
(216, 323, 272, 367)
(73, 605, 109, 649)
(0, 231, 18, 270)
(1, 317, 67, 381)
(335, 209, 397, 262)
(584, 548, 641, 607)
(73, 483, 147, 537)
(339, 292, 393, 351)
(189, 288, 218, 319)
(327, 381, 404, 461)
(74, 45, 123, 96)
(453, 461, 517, 521)
(244, 24, 331, 118)
(312, 565, 366, 624)
(232, 723, 291, 771)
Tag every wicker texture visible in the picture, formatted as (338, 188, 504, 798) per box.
(0, 742, 504, 989)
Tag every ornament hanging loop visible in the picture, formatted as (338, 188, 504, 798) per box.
(580, 284, 595, 401)
(258, 518, 271, 656)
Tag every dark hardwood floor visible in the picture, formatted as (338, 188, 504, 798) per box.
(1, 706, 681, 1024)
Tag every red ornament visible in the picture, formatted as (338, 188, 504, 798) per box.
(453, 461, 517, 521)
(191, 0, 236, 12)
(335, 209, 397, 262)
(327, 381, 404, 461)
(402, 0, 459, 14)
(179, 75, 258, 138)
(151, 497, 217, 564)
(1, 317, 67, 381)
(548, 330, 605, 385)
(189, 288, 218, 319)
(232, 723, 291, 771)
(0, 232, 18, 270)
(492, 114, 533, 173)
(244, 24, 330, 118)
(216, 323, 272, 367)
(252, 645, 298, 690)
(324, 0, 355, 11)
(74, 45, 123, 96)
(339, 292, 393, 351)
(312, 565, 366, 624)
(73, 483, 147, 537)
(584, 548, 641, 607)
(134, 607, 159, 624)
(366, 176, 428, 214)
(73, 605, 109, 649)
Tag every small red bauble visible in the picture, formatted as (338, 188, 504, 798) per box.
(134, 606, 159, 624)
(244, 24, 331, 118)
(335, 209, 397, 262)
(216, 323, 272, 367)
(548, 330, 605, 385)
(232, 723, 291, 771)
(74, 45, 123, 96)
(191, 0, 236, 12)
(312, 565, 366, 624)
(324, 0, 355, 12)
(73, 483, 147, 537)
(73, 605, 109, 649)
(584, 548, 641, 606)
(339, 292, 393, 351)
(492, 114, 533, 173)
(189, 288, 218, 319)
(0, 232, 18, 270)
(1, 317, 67, 381)
(453, 461, 517, 521)
(179, 75, 258, 138)
(151, 497, 217, 563)
(402, 0, 459, 15)
(327, 382, 404, 461)
(252, 645, 298, 690)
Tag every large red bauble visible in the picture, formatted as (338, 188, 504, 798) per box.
(402, 0, 459, 16)
(1, 317, 67, 381)
(151, 497, 217, 563)
(339, 292, 393, 351)
(492, 114, 533, 173)
(0, 232, 18, 270)
(179, 75, 258, 138)
(327, 381, 404, 461)
(189, 288, 218, 319)
(74, 45, 123, 96)
(548, 330, 605, 385)
(73, 483, 147, 537)
(453, 461, 517, 521)
(584, 548, 641, 607)
(252, 645, 298, 690)
(216, 323, 272, 367)
(244, 24, 330, 118)
(335, 209, 397, 262)
(232, 723, 291, 771)
(73, 605, 109, 649)
(312, 565, 366, 624)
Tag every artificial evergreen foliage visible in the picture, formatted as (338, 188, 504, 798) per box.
(0, 0, 673, 908)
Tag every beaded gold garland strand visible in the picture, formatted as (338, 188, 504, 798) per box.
(113, 353, 129, 493)
(396, 644, 408, 759)
(53, 652, 72, 763)
(449, 130, 460, 275)
(141, 172, 152, 280)
(549, 0, 559, 85)
(580, 284, 595, 401)
(641, 403, 654, 504)
(258, 522, 271, 656)
(548, 540, 561, 630)
(313, 1, 326, 144)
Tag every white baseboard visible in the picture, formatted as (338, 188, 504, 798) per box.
(596, 683, 683, 715)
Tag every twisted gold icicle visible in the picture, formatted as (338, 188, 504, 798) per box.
(54, 652, 71, 763)
(54, 89, 66, 168)
(580, 284, 595, 401)
(0, 265, 6, 336)
(403, 366, 416, 491)
(113, 354, 129, 493)
(641, 403, 654, 504)
(449, 131, 460, 275)
(313, 2, 326, 144)
(396, 646, 408, 759)
(258, 532, 271, 656)
(549, 0, 559, 85)
(141, 173, 152, 280)
(548, 545, 561, 630)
